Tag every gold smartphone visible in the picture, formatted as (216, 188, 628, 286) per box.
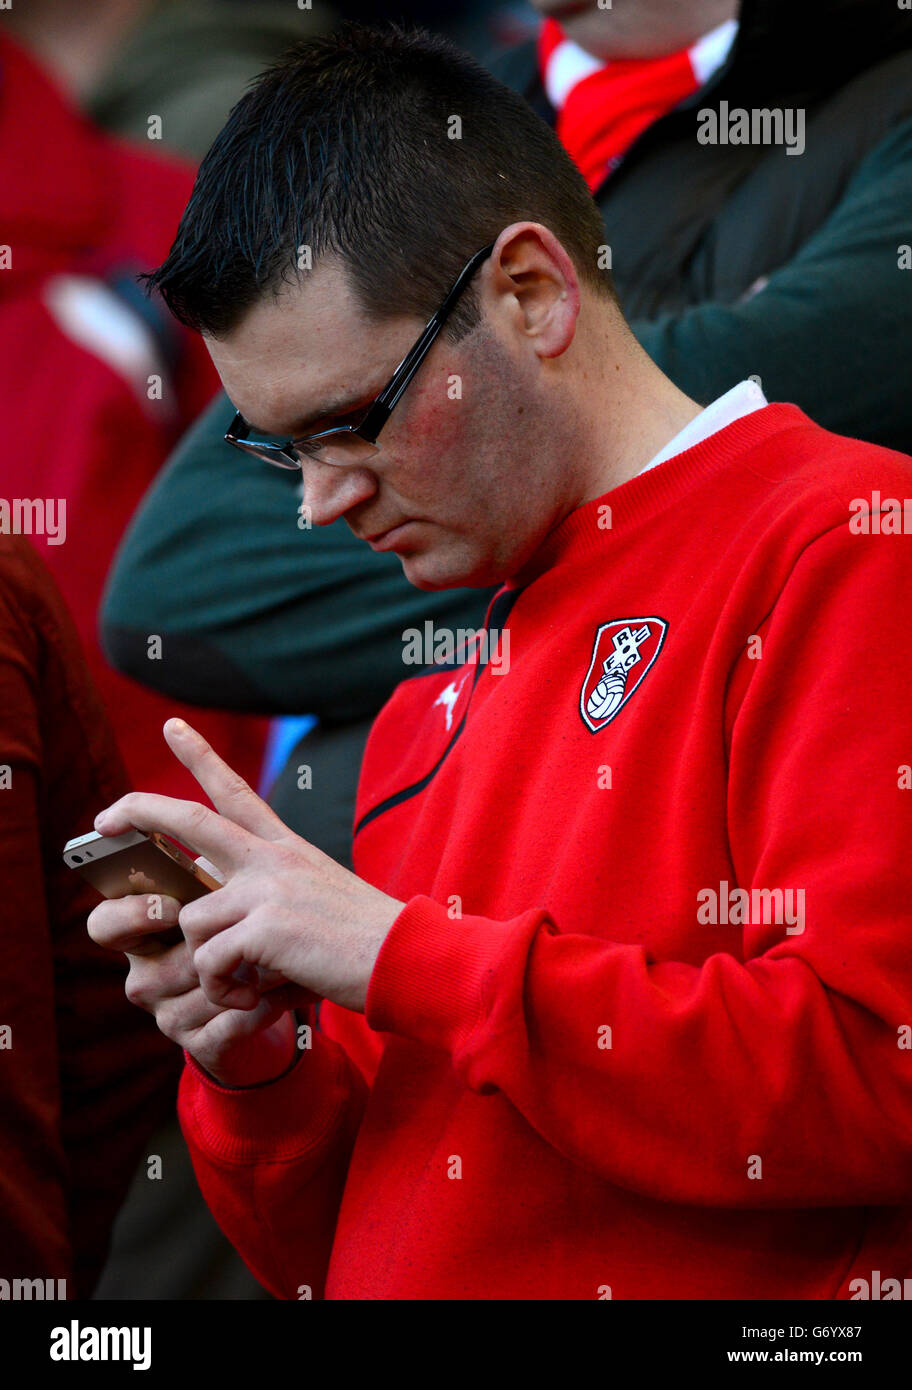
(63, 829, 220, 903)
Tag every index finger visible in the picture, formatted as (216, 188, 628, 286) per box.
(161, 719, 287, 842)
(93, 790, 250, 876)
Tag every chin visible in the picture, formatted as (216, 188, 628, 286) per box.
(399, 549, 502, 592)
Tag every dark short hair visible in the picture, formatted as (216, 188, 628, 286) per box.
(143, 22, 616, 341)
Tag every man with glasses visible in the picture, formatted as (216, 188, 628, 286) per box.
(88, 25, 912, 1301)
(100, 0, 912, 882)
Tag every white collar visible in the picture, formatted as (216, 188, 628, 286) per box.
(639, 378, 769, 475)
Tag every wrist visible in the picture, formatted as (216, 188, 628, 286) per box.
(194, 1011, 300, 1089)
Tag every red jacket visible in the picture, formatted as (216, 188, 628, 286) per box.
(0, 538, 181, 1297)
(0, 34, 266, 800)
(178, 404, 912, 1299)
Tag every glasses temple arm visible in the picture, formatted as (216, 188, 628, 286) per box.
(362, 242, 496, 432)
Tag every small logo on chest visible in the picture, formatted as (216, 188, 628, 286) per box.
(580, 617, 668, 732)
(433, 672, 471, 731)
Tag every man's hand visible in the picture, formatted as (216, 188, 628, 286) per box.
(86, 717, 405, 1081)
(84, 891, 307, 1085)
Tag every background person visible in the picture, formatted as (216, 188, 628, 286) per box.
(0, 537, 180, 1299)
(0, 27, 268, 802)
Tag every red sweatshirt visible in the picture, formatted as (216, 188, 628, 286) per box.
(178, 403, 912, 1300)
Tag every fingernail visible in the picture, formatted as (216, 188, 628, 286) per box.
(165, 718, 188, 736)
(94, 809, 111, 830)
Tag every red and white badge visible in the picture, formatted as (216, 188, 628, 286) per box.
(579, 617, 668, 732)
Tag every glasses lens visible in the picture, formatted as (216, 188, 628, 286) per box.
(264, 451, 303, 470)
(231, 433, 301, 470)
(293, 431, 380, 468)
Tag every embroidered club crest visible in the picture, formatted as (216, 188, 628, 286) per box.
(580, 617, 668, 732)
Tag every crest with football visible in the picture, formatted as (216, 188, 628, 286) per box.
(579, 617, 668, 732)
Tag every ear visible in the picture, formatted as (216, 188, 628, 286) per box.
(486, 222, 581, 360)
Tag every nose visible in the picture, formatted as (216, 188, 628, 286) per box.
(299, 459, 379, 527)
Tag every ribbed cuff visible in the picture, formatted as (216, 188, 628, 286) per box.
(184, 1013, 305, 1093)
(364, 893, 510, 1054)
(179, 1022, 347, 1163)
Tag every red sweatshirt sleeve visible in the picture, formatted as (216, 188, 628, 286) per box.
(364, 522, 912, 1208)
(177, 1018, 368, 1299)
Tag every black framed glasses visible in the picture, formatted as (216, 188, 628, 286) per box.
(224, 241, 495, 470)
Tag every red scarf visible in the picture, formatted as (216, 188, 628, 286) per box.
(537, 17, 736, 191)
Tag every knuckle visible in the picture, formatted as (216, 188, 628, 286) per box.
(220, 762, 252, 799)
(192, 936, 217, 976)
(124, 966, 151, 1009)
(178, 902, 204, 944)
(186, 801, 211, 835)
(154, 995, 190, 1046)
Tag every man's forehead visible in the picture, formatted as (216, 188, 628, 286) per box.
(204, 258, 380, 432)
